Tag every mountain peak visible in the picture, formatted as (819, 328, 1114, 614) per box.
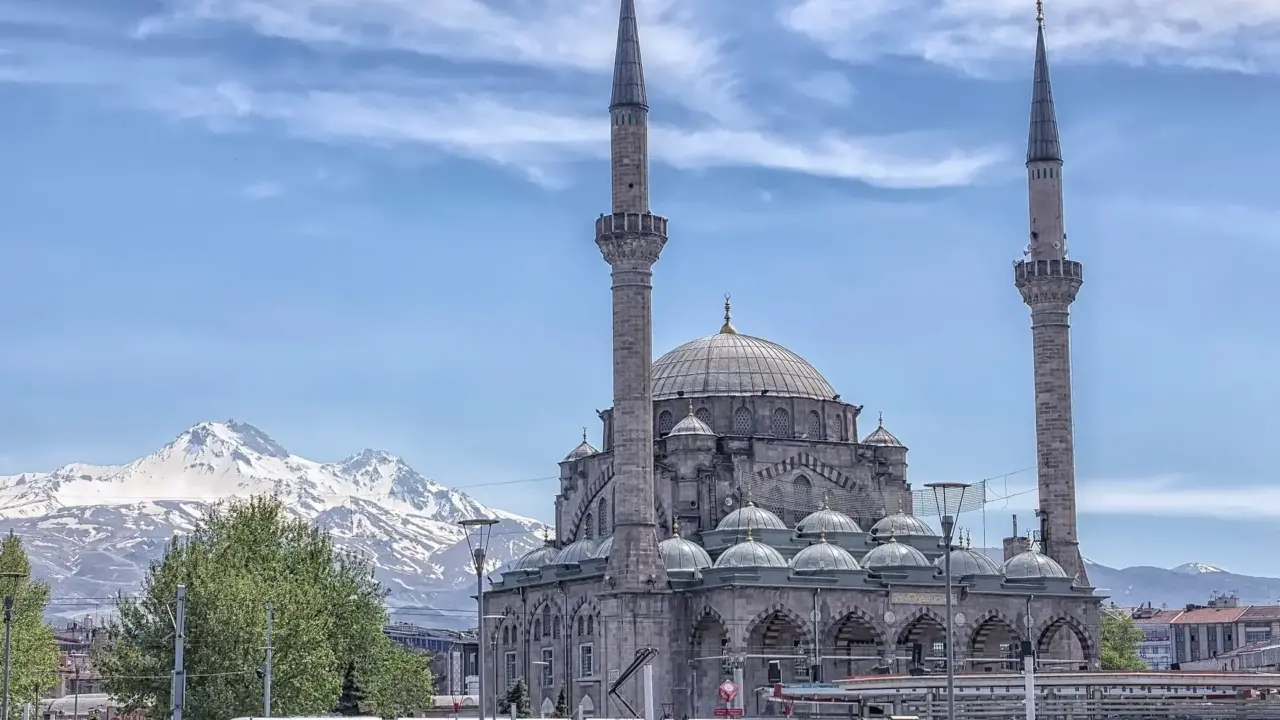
(1172, 562, 1225, 575)
(179, 420, 289, 460)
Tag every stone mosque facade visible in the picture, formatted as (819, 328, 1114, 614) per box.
(481, 1, 1101, 716)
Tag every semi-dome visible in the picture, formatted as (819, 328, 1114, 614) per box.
(650, 299, 837, 402)
(791, 539, 861, 572)
(870, 513, 935, 538)
(659, 523, 713, 571)
(796, 502, 862, 536)
(713, 535, 788, 569)
(591, 535, 614, 559)
(553, 538, 599, 565)
(935, 548, 1003, 576)
(716, 501, 786, 532)
(862, 537, 930, 569)
(1005, 548, 1068, 579)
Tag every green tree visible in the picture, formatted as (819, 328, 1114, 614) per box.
(553, 685, 569, 718)
(334, 661, 368, 716)
(367, 642, 434, 719)
(503, 677, 533, 718)
(0, 533, 59, 720)
(1100, 612, 1147, 671)
(93, 496, 390, 720)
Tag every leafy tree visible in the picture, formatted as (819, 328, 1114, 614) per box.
(503, 677, 533, 718)
(367, 641, 434, 719)
(334, 661, 368, 716)
(0, 533, 59, 720)
(1100, 612, 1147, 671)
(554, 685, 569, 718)
(93, 496, 390, 720)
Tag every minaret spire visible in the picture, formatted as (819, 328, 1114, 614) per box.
(1027, 1, 1062, 164)
(608, 0, 651, 215)
(611, 0, 647, 110)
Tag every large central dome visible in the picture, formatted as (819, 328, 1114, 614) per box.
(651, 301, 837, 401)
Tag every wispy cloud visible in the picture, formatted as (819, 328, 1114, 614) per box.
(781, 0, 1280, 74)
(1078, 476, 1280, 520)
(242, 181, 284, 200)
(0, 2, 1004, 190)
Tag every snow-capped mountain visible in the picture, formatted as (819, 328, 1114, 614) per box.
(1171, 562, 1226, 575)
(0, 421, 549, 628)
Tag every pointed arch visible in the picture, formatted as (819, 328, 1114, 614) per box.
(733, 406, 753, 435)
(658, 410, 674, 435)
(597, 498, 610, 536)
(806, 410, 821, 439)
(745, 603, 814, 648)
(967, 609, 1023, 666)
(1037, 615, 1097, 660)
(695, 406, 712, 427)
(771, 407, 792, 437)
(582, 512, 595, 540)
(825, 605, 885, 649)
(834, 413, 845, 441)
(894, 607, 948, 646)
(690, 605, 728, 637)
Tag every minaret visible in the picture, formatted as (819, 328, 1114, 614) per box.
(596, 0, 668, 592)
(1014, 0, 1088, 585)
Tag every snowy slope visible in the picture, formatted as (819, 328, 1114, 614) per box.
(0, 421, 547, 628)
(1171, 562, 1225, 575)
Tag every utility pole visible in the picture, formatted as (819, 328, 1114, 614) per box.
(2, 595, 13, 720)
(264, 603, 273, 718)
(172, 585, 187, 720)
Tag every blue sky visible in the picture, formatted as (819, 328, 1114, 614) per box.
(2, 0, 1279, 577)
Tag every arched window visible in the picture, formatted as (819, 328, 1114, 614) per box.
(598, 499, 609, 537)
(834, 413, 844, 441)
(587, 616, 595, 635)
(733, 407, 753, 435)
(771, 408, 791, 437)
(577, 617, 585, 636)
(582, 513, 594, 540)
(542, 606, 551, 638)
(503, 626, 511, 644)
(512, 626, 518, 642)
(793, 475, 814, 513)
(534, 619, 542, 638)
(806, 411, 821, 439)
(658, 410, 673, 435)
(553, 616, 561, 639)
(695, 406, 712, 427)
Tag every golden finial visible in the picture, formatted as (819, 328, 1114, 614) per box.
(888, 527, 897, 543)
(720, 294, 737, 334)
(672, 517, 681, 537)
(818, 522, 827, 543)
(821, 491, 830, 510)
(687, 399, 695, 417)
(1036, 0, 1044, 25)
(745, 521, 754, 541)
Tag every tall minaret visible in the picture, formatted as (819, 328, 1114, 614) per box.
(596, 0, 668, 592)
(1014, 0, 1089, 585)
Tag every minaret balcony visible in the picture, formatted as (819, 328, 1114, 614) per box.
(1014, 258, 1083, 286)
(595, 212, 668, 238)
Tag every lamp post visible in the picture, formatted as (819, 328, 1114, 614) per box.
(925, 482, 971, 720)
(460, 517, 500, 720)
(0, 570, 27, 720)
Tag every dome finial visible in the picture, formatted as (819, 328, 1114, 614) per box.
(888, 527, 897, 543)
(818, 521, 827, 543)
(686, 399, 695, 417)
(672, 517, 681, 537)
(745, 519, 753, 541)
(822, 491, 830, 510)
(720, 293, 737, 334)
(1036, 0, 1044, 25)
(541, 527, 554, 544)
(878, 411, 884, 428)
(582, 426, 588, 443)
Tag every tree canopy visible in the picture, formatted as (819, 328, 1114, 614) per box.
(1100, 612, 1148, 671)
(503, 677, 533, 718)
(0, 533, 59, 720)
(93, 495, 433, 720)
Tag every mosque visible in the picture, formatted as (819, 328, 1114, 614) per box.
(481, 1, 1101, 716)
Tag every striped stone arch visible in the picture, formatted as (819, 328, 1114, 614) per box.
(528, 595, 565, 633)
(745, 603, 815, 648)
(569, 597, 600, 638)
(824, 604, 887, 648)
(1036, 614, 1097, 659)
(690, 605, 729, 639)
(893, 606, 948, 646)
(965, 609, 1024, 652)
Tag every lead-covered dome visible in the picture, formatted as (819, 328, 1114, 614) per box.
(553, 538, 599, 565)
(660, 527, 713, 572)
(792, 540, 861, 572)
(515, 543, 560, 570)
(862, 537, 930, 569)
(650, 300, 836, 401)
(591, 536, 613, 559)
(713, 537, 788, 569)
(1004, 548, 1068, 579)
(796, 503, 862, 536)
(935, 548, 1003, 576)
(870, 513, 935, 538)
(716, 502, 786, 532)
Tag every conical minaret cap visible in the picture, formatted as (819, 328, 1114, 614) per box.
(1027, 0, 1062, 163)
(610, 0, 648, 109)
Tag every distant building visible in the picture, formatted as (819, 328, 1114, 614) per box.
(382, 623, 478, 698)
(1129, 605, 1181, 670)
(51, 619, 104, 698)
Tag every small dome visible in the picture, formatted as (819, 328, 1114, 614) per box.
(861, 414, 903, 447)
(862, 537, 930, 569)
(935, 548, 1003, 577)
(870, 513, 935, 538)
(591, 536, 614, 559)
(515, 543, 560, 571)
(796, 503, 862, 536)
(713, 538, 788, 569)
(660, 531, 713, 571)
(716, 502, 786, 532)
(669, 401, 716, 437)
(791, 540, 861, 572)
(564, 429, 598, 461)
(1004, 548, 1068, 579)
(552, 538, 599, 565)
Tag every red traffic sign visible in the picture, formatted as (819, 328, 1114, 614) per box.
(713, 710, 728, 717)
(718, 680, 739, 702)
(727, 710, 744, 718)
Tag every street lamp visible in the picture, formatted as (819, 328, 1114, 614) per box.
(460, 517, 500, 720)
(925, 482, 971, 720)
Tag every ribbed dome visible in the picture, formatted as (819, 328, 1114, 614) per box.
(670, 412, 715, 437)
(660, 536, 713, 571)
(1005, 549, 1068, 579)
(716, 502, 786, 532)
(791, 540, 861, 572)
(862, 537, 930, 569)
(651, 304, 837, 401)
(564, 429, 597, 461)
(553, 538, 599, 565)
(713, 538, 788, 569)
(935, 548, 1003, 576)
(515, 544, 560, 570)
(870, 513, 935, 537)
(796, 506, 862, 536)
(591, 536, 613, 559)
